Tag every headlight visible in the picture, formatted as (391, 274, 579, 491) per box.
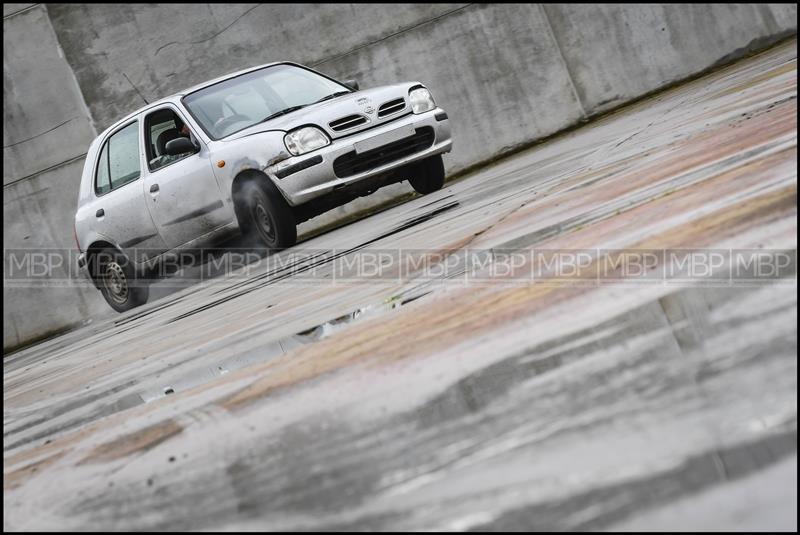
(409, 87, 435, 114)
(284, 126, 330, 156)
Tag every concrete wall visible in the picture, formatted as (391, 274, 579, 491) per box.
(45, 4, 470, 132)
(542, 3, 798, 113)
(3, 4, 106, 350)
(3, 3, 797, 351)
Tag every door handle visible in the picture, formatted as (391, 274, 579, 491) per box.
(150, 184, 160, 193)
(96, 208, 104, 218)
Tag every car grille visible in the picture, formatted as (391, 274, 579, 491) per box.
(377, 98, 406, 118)
(333, 127, 435, 178)
(329, 114, 368, 132)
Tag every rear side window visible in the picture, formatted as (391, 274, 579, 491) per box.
(95, 143, 111, 194)
(95, 121, 141, 195)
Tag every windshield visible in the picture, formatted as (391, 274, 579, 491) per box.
(182, 64, 351, 140)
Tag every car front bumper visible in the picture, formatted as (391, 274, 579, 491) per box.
(264, 108, 452, 206)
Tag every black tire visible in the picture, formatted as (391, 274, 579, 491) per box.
(93, 248, 149, 313)
(408, 155, 446, 194)
(238, 179, 297, 250)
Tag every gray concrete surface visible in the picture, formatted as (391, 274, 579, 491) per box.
(3, 42, 797, 531)
(3, 4, 797, 351)
(2, 5, 95, 185)
(3, 4, 107, 350)
(609, 455, 797, 532)
(543, 4, 798, 113)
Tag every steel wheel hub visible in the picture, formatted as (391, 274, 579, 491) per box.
(255, 202, 275, 241)
(104, 261, 128, 304)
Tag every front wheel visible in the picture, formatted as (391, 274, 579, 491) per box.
(239, 180, 297, 250)
(408, 155, 445, 194)
(93, 248, 149, 312)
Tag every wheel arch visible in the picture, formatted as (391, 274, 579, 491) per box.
(231, 169, 291, 228)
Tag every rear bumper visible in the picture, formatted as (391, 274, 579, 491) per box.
(76, 252, 97, 286)
(265, 108, 452, 206)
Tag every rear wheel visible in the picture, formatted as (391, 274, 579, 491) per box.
(237, 179, 297, 250)
(408, 155, 445, 194)
(93, 248, 149, 312)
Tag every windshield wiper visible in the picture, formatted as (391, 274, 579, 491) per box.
(311, 91, 352, 105)
(259, 105, 307, 123)
(258, 91, 352, 123)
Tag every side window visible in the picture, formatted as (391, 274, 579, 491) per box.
(95, 143, 111, 194)
(108, 122, 141, 189)
(95, 121, 140, 195)
(145, 108, 196, 172)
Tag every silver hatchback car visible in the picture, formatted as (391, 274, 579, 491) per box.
(74, 62, 452, 311)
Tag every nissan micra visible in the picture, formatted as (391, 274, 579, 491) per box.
(74, 62, 452, 311)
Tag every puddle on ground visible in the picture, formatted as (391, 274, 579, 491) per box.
(140, 288, 435, 403)
(8, 282, 441, 451)
(295, 306, 373, 342)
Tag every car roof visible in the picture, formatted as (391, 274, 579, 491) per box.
(100, 61, 291, 137)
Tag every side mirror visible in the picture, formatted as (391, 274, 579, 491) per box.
(164, 137, 197, 156)
(343, 78, 360, 91)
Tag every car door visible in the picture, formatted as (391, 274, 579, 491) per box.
(92, 119, 169, 264)
(141, 105, 232, 249)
